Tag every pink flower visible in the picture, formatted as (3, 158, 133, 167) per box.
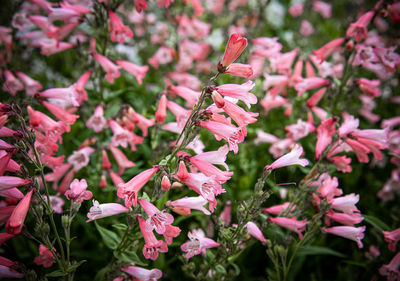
(221, 33, 247, 68)
(115, 60, 148, 84)
(121, 266, 162, 281)
(313, 38, 345, 63)
(0, 176, 31, 192)
(109, 120, 135, 149)
(315, 117, 337, 160)
(6, 190, 33, 235)
(169, 85, 200, 108)
(313, 1, 331, 19)
(86, 200, 129, 222)
(265, 144, 309, 170)
(155, 95, 167, 123)
(34, 245, 56, 268)
(330, 193, 360, 214)
(138, 217, 168, 261)
(357, 78, 381, 97)
(14, 71, 42, 96)
(169, 196, 211, 215)
(86, 105, 108, 133)
(37, 86, 80, 108)
(316, 174, 342, 200)
(225, 63, 253, 78)
(383, 228, 400, 252)
(219, 201, 231, 226)
(161, 175, 171, 191)
(65, 179, 92, 203)
(67, 147, 94, 171)
(189, 157, 233, 184)
(216, 81, 256, 108)
(262, 202, 295, 215)
(109, 146, 135, 175)
(268, 217, 308, 239)
(285, 119, 315, 141)
(346, 11, 374, 42)
(181, 229, 220, 259)
(379, 252, 400, 281)
(289, 3, 304, 17)
(139, 199, 174, 235)
(126, 107, 155, 137)
(246, 222, 266, 243)
(117, 167, 160, 207)
(192, 145, 230, 170)
(148, 46, 175, 69)
(2, 70, 24, 96)
(325, 211, 364, 226)
(163, 225, 181, 245)
(323, 226, 366, 248)
(93, 53, 120, 83)
(300, 20, 314, 37)
(198, 120, 245, 154)
(74, 71, 92, 102)
(41, 101, 79, 125)
(108, 10, 133, 43)
(49, 196, 64, 214)
(295, 77, 330, 97)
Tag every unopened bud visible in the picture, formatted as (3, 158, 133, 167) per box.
(161, 175, 171, 191)
(345, 40, 354, 51)
(211, 90, 225, 108)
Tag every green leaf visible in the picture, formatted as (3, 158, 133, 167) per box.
(297, 246, 346, 258)
(215, 264, 227, 275)
(45, 270, 68, 278)
(112, 223, 128, 232)
(95, 221, 120, 250)
(230, 263, 241, 276)
(67, 260, 86, 273)
(363, 215, 390, 231)
(114, 250, 147, 266)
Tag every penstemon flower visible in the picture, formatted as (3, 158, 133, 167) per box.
(181, 229, 220, 259)
(139, 199, 174, 235)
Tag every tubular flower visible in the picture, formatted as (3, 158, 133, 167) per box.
(64, 179, 92, 203)
(6, 190, 33, 235)
(221, 33, 248, 68)
(265, 144, 309, 170)
(268, 217, 308, 239)
(246, 222, 266, 243)
(323, 226, 366, 248)
(181, 229, 220, 259)
(86, 200, 128, 222)
(379, 252, 400, 281)
(121, 266, 162, 281)
(108, 10, 133, 43)
(33, 245, 56, 268)
(169, 196, 211, 215)
(215, 81, 256, 109)
(346, 11, 374, 42)
(382, 228, 400, 252)
(117, 166, 160, 207)
(93, 53, 120, 83)
(115, 60, 148, 84)
(139, 199, 174, 235)
(86, 105, 108, 133)
(138, 217, 168, 260)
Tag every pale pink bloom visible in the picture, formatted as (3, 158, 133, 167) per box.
(189, 157, 233, 184)
(34, 245, 55, 268)
(14, 71, 42, 96)
(37, 86, 80, 107)
(357, 78, 381, 97)
(220, 33, 247, 68)
(29, 15, 56, 33)
(166, 100, 191, 128)
(325, 211, 364, 226)
(115, 60, 148, 84)
(330, 156, 352, 173)
(121, 266, 162, 281)
(181, 229, 220, 259)
(109, 120, 134, 149)
(39, 39, 75, 56)
(313, 38, 345, 63)
(117, 166, 160, 207)
(169, 85, 200, 108)
(138, 217, 168, 260)
(289, 2, 304, 17)
(262, 202, 295, 215)
(353, 44, 378, 66)
(168, 72, 201, 91)
(295, 77, 330, 97)
(268, 217, 308, 239)
(260, 93, 288, 115)
(379, 251, 400, 281)
(155, 95, 167, 123)
(346, 11, 374, 42)
(139, 199, 174, 235)
(49, 4, 90, 22)
(93, 53, 120, 83)
(6, 190, 33, 235)
(269, 139, 294, 158)
(65, 179, 92, 203)
(315, 117, 337, 159)
(74, 71, 92, 102)
(126, 107, 155, 137)
(375, 46, 400, 73)
(330, 193, 360, 214)
(246, 222, 266, 243)
(215, 81, 256, 109)
(285, 119, 315, 141)
(192, 145, 230, 170)
(323, 226, 365, 248)
(108, 146, 135, 175)
(300, 20, 314, 37)
(170, 196, 211, 215)
(47, 21, 79, 43)
(225, 63, 253, 78)
(383, 228, 400, 252)
(0, 176, 31, 192)
(265, 144, 309, 170)
(2, 70, 23, 96)
(67, 147, 94, 171)
(198, 120, 245, 154)
(86, 200, 128, 222)
(313, 1, 331, 19)
(108, 10, 133, 43)
(41, 101, 79, 125)
(352, 128, 389, 148)
(86, 105, 108, 133)
(163, 225, 181, 245)
(316, 174, 342, 200)
(338, 113, 359, 138)
(109, 170, 124, 187)
(148, 46, 175, 69)
(49, 196, 64, 214)
(29, 0, 53, 13)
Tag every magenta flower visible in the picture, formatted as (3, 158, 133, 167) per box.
(181, 229, 220, 259)
(383, 227, 400, 252)
(121, 266, 162, 281)
(265, 144, 309, 170)
(323, 226, 366, 248)
(86, 200, 129, 222)
(139, 199, 174, 235)
(65, 179, 92, 203)
(138, 217, 168, 261)
(34, 245, 56, 268)
(346, 11, 374, 42)
(117, 166, 160, 207)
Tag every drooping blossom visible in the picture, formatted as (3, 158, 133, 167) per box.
(268, 217, 308, 239)
(323, 226, 366, 248)
(64, 179, 92, 203)
(138, 216, 168, 260)
(139, 199, 174, 235)
(67, 147, 94, 171)
(14, 71, 42, 96)
(346, 11, 374, 42)
(181, 229, 220, 259)
(383, 228, 400, 252)
(108, 10, 133, 43)
(313, 38, 345, 63)
(6, 190, 33, 235)
(265, 144, 309, 170)
(215, 81, 256, 108)
(117, 166, 160, 207)
(86, 200, 129, 222)
(34, 245, 56, 268)
(0, 176, 31, 192)
(93, 53, 120, 83)
(109, 146, 135, 175)
(86, 105, 108, 133)
(121, 266, 162, 281)
(115, 60, 148, 84)
(246, 222, 266, 243)
(169, 196, 211, 215)
(379, 251, 400, 281)
(2, 70, 23, 96)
